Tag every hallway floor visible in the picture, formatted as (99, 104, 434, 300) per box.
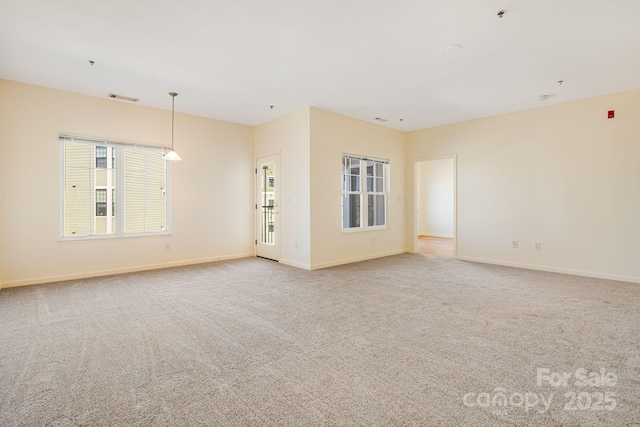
(417, 235, 454, 257)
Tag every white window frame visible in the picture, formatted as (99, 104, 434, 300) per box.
(341, 154, 389, 232)
(60, 134, 172, 240)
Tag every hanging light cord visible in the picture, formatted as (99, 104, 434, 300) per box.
(170, 92, 178, 151)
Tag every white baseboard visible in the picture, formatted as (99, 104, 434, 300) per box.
(310, 249, 407, 270)
(5, 251, 633, 289)
(278, 258, 312, 270)
(455, 255, 640, 284)
(0, 252, 254, 289)
(418, 233, 454, 238)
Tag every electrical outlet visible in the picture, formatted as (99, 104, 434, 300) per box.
(164, 243, 170, 250)
(535, 242, 541, 250)
(295, 241, 299, 249)
(512, 240, 518, 249)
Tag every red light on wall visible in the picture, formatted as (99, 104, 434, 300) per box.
(608, 110, 615, 119)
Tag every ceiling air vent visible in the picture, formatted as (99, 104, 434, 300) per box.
(107, 93, 139, 103)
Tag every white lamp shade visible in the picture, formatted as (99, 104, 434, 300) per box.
(164, 150, 182, 161)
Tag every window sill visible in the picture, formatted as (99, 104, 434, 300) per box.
(59, 232, 171, 243)
(341, 226, 389, 234)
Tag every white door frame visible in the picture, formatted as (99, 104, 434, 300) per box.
(413, 154, 457, 256)
(255, 151, 281, 261)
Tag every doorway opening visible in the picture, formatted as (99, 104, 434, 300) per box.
(255, 153, 280, 261)
(414, 156, 456, 257)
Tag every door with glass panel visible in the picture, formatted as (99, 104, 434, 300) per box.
(255, 154, 280, 261)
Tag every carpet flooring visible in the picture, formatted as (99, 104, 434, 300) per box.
(0, 254, 638, 426)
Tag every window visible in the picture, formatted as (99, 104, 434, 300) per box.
(95, 189, 107, 216)
(61, 135, 170, 238)
(342, 154, 389, 230)
(95, 146, 107, 168)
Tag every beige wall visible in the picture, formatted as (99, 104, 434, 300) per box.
(310, 108, 406, 269)
(0, 80, 5, 282)
(253, 107, 407, 270)
(407, 89, 640, 283)
(254, 108, 311, 269)
(2, 78, 638, 286)
(0, 79, 254, 287)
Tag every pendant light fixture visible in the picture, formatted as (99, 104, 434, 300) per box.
(165, 91, 182, 161)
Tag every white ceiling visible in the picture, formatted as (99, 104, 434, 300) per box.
(1, 0, 639, 131)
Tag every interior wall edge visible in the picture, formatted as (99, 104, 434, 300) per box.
(278, 259, 312, 270)
(309, 249, 408, 271)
